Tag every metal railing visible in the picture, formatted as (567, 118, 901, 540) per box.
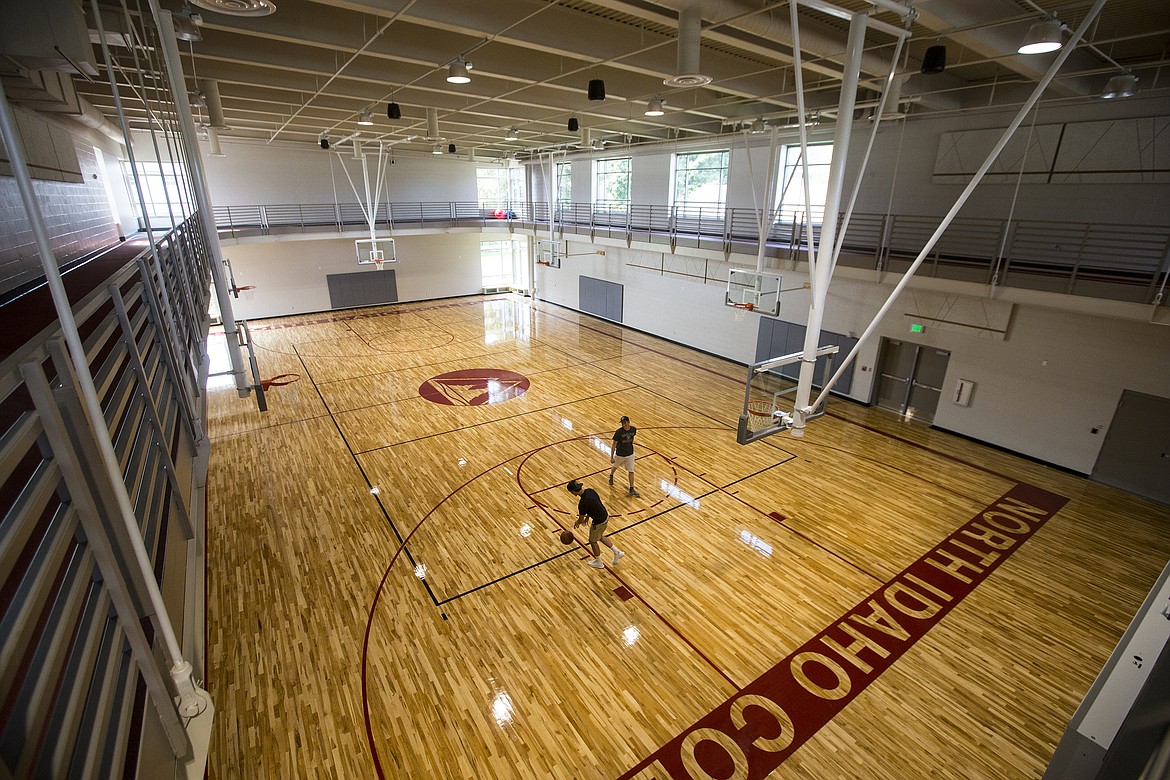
(212, 201, 1170, 306)
(0, 215, 212, 776)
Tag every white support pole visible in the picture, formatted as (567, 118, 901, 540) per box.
(755, 128, 781, 274)
(808, 0, 1110, 414)
(150, 4, 250, 397)
(790, 11, 867, 438)
(0, 79, 211, 722)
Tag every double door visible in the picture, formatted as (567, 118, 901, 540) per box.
(874, 339, 950, 424)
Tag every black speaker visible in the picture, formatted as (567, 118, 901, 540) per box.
(387, 102, 402, 120)
(921, 45, 946, 74)
(319, 138, 330, 149)
(588, 79, 605, 101)
(567, 116, 579, 132)
(448, 143, 456, 154)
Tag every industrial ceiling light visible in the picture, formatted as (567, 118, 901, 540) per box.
(357, 108, 374, 125)
(433, 144, 443, 155)
(588, 78, 606, 101)
(1101, 73, 1138, 99)
(750, 118, 766, 133)
(387, 101, 402, 120)
(567, 116, 579, 132)
(1018, 19, 1063, 55)
(173, 9, 203, 42)
(921, 45, 946, 74)
(504, 127, 519, 141)
(644, 96, 665, 116)
(446, 57, 472, 84)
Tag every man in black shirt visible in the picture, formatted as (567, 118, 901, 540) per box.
(608, 415, 641, 497)
(567, 480, 625, 569)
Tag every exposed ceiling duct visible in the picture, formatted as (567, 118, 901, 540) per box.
(198, 79, 227, 129)
(599, 0, 963, 112)
(665, 2, 711, 88)
(425, 107, 440, 141)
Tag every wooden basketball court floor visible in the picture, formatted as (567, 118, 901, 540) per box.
(204, 294, 1170, 779)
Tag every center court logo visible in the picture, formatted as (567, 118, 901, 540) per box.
(418, 368, 530, 406)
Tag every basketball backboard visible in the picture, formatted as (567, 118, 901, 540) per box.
(536, 239, 563, 268)
(356, 237, 396, 267)
(726, 268, 781, 316)
(736, 343, 839, 444)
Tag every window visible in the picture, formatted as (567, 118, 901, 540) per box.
(122, 159, 192, 227)
(776, 143, 833, 224)
(480, 239, 527, 289)
(593, 157, 630, 209)
(477, 165, 526, 212)
(556, 161, 572, 205)
(671, 150, 728, 216)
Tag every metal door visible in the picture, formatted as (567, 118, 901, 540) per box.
(1092, 390, 1170, 505)
(874, 339, 951, 424)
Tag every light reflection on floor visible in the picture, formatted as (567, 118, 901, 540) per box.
(205, 332, 235, 391)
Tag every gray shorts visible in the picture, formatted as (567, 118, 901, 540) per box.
(613, 453, 635, 473)
(588, 520, 608, 544)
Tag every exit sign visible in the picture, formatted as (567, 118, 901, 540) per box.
(910, 323, 924, 333)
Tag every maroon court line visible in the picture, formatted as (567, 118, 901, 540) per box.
(619, 482, 1071, 779)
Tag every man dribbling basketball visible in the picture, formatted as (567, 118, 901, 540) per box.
(567, 480, 624, 569)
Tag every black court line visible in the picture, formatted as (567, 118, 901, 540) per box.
(434, 451, 802, 606)
(293, 342, 442, 608)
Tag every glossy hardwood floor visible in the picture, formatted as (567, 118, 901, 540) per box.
(204, 294, 1170, 779)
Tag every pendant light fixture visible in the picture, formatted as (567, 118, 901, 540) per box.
(1100, 73, 1138, 99)
(644, 96, 665, 116)
(447, 57, 472, 84)
(1018, 18, 1063, 54)
(504, 127, 519, 141)
(357, 108, 374, 125)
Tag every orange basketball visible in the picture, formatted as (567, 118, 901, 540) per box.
(559, 530, 574, 545)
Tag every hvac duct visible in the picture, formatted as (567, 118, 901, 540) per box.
(198, 79, 227, 128)
(426, 107, 440, 140)
(665, 2, 711, 87)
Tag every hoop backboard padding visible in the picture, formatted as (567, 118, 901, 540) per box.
(727, 268, 781, 316)
(536, 239, 563, 269)
(736, 343, 839, 444)
(356, 237, 396, 266)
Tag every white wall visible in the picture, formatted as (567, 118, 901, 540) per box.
(221, 232, 488, 320)
(536, 239, 1170, 474)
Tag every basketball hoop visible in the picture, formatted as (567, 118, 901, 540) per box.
(746, 399, 777, 432)
(732, 302, 755, 311)
(374, 260, 385, 271)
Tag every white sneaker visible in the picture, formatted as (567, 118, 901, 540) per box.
(612, 549, 625, 564)
(587, 558, 605, 569)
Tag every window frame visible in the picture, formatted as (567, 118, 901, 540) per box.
(669, 149, 730, 218)
(592, 156, 631, 211)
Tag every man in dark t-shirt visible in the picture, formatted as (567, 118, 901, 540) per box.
(608, 415, 641, 497)
(567, 480, 625, 569)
